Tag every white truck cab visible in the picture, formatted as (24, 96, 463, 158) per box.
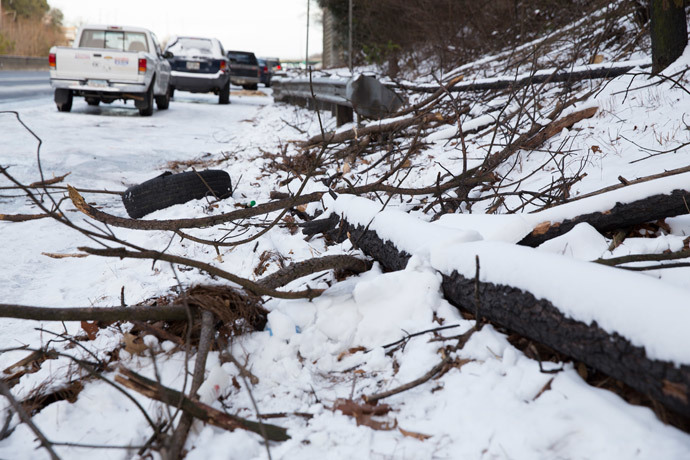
(49, 25, 172, 116)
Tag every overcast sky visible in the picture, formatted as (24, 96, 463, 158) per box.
(49, 0, 323, 60)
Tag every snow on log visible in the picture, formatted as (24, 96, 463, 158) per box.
(519, 188, 690, 247)
(321, 195, 690, 417)
(389, 59, 651, 93)
(435, 171, 690, 246)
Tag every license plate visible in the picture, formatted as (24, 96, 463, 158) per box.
(87, 79, 108, 87)
(186, 61, 200, 70)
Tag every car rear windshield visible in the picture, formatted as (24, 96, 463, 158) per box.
(167, 38, 214, 57)
(80, 29, 149, 53)
(227, 52, 257, 66)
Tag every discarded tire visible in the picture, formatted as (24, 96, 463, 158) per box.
(122, 170, 232, 218)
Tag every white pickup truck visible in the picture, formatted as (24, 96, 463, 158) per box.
(49, 25, 172, 116)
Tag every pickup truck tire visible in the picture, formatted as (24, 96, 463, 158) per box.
(122, 170, 233, 219)
(55, 89, 72, 112)
(155, 85, 171, 110)
(138, 83, 154, 116)
(219, 80, 230, 104)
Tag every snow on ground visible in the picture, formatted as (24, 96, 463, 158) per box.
(2, 15, 690, 460)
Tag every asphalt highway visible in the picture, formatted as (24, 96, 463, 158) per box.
(0, 70, 52, 102)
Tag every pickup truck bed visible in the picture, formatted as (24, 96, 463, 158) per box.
(49, 25, 171, 116)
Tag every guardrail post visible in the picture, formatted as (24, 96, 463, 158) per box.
(336, 104, 353, 126)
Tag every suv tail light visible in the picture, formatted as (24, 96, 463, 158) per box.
(138, 58, 147, 74)
(220, 60, 226, 71)
(263, 66, 268, 72)
(49, 53, 56, 68)
(276, 64, 282, 70)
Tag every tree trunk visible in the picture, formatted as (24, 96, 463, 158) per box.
(518, 188, 690, 247)
(650, 0, 688, 74)
(330, 216, 690, 418)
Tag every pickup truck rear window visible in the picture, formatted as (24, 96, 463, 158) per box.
(80, 30, 149, 53)
(227, 52, 258, 66)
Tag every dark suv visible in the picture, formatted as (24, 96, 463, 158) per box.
(164, 36, 230, 104)
(226, 50, 260, 90)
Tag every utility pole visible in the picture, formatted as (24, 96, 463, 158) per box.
(348, 0, 353, 73)
(305, 0, 310, 70)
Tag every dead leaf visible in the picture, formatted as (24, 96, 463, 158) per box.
(337, 346, 367, 361)
(80, 321, 99, 340)
(590, 145, 601, 153)
(662, 380, 688, 403)
(123, 333, 148, 355)
(399, 427, 432, 440)
(591, 54, 604, 64)
(283, 215, 298, 235)
(334, 398, 390, 416)
(342, 162, 351, 174)
(334, 398, 397, 430)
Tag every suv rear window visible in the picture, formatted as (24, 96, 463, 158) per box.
(80, 29, 149, 53)
(167, 38, 214, 57)
(227, 51, 257, 66)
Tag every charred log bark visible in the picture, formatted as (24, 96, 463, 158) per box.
(519, 189, 690, 247)
(332, 216, 690, 418)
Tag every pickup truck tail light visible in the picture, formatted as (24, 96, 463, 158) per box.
(263, 66, 268, 73)
(220, 60, 226, 71)
(275, 64, 282, 71)
(49, 53, 56, 69)
(138, 58, 147, 74)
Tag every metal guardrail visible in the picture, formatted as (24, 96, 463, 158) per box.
(0, 55, 48, 71)
(272, 74, 404, 126)
(273, 60, 651, 119)
(272, 76, 354, 125)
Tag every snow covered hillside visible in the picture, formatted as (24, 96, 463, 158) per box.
(1, 3, 690, 459)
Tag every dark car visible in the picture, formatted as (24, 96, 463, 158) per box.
(226, 50, 260, 90)
(257, 58, 273, 87)
(164, 36, 230, 104)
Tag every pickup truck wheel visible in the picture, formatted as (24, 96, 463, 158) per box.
(85, 97, 100, 106)
(121, 170, 233, 219)
(155, 85, 171, 110)
(55, 89, 72, 112)
(138, 84, 154, 116)
(219, 80, 230, 104)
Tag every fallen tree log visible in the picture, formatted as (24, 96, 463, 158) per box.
(325, 206, 690, 418)
(519, 188, 690, 247)
(0, 304, 190, 322)
(388, 61, 650, 94)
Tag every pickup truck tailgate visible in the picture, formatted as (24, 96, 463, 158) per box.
(53, 48, 141, 83)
